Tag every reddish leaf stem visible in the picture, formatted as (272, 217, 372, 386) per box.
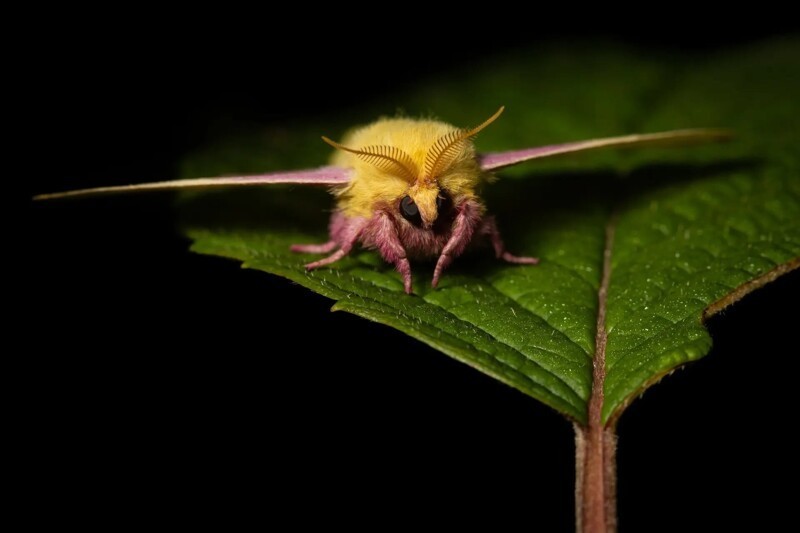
(576, 216, 617, 533)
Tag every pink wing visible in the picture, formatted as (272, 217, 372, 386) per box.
(34, 165, 352, 201)
(478, 129, 732, 171)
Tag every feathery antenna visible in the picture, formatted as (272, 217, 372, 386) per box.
(322, 136, 418, 183)
(422, 106, 504, 182)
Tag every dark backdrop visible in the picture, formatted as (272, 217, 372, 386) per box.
(28, 17, 799, 532)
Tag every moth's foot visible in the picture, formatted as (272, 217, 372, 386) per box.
(396, 258, 413, 294)
(500, 252, 539, 265)
(290, 241, 337, 254)
(304, 248, 348, 270)
(431, 254, 453, 289)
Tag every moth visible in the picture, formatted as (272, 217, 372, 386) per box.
(36, 107, 728, 293)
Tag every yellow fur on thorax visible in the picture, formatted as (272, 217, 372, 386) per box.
(331, 117, 488, 219)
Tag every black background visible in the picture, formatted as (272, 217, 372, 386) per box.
(27, 15, 799, 531)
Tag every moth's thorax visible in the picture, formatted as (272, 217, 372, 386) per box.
(391, 219, 453, 259)
(331, 117, 489, 219)
(359, 208, 464, 260)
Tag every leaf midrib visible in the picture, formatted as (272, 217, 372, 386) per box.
(588, 216, 615, 431)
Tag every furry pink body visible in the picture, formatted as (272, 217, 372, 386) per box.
(291, 198, 538, 294)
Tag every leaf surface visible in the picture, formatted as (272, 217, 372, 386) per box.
(182, 40, 800, 424)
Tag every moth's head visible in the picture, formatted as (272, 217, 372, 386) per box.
(399, 181, 451, 229)
(323, 107, 503, 229)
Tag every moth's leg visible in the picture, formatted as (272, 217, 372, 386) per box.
(432, 200, 483, 288)
(290, 241, 337, 254)
(290, 211, 349, 254)
(481, 216, 539, 265)
(303, 218, 365, 271)
(371, 211, 413, 294)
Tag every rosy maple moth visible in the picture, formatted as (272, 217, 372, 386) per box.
(35, 107, 729, 293)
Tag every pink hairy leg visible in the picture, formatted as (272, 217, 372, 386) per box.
(431, 200, 483, 288)
(369, 211, 413, 294)
(302, 218, 366, 270)
(290, 241, 338, 254)
(481, 216, 539, 264)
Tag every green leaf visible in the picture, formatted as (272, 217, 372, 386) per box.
(180, 40, 800, 425)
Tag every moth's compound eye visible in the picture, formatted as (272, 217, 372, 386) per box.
(400, 195, 421, 226)
(436, 191, 451, 214)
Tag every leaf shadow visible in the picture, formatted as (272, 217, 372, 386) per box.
(177, 186, 334, 236)
(619, 157, 763, 208)
(456, 157, 762, 278)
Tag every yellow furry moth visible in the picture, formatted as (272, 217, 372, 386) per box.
(35, 107, 730, 293)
